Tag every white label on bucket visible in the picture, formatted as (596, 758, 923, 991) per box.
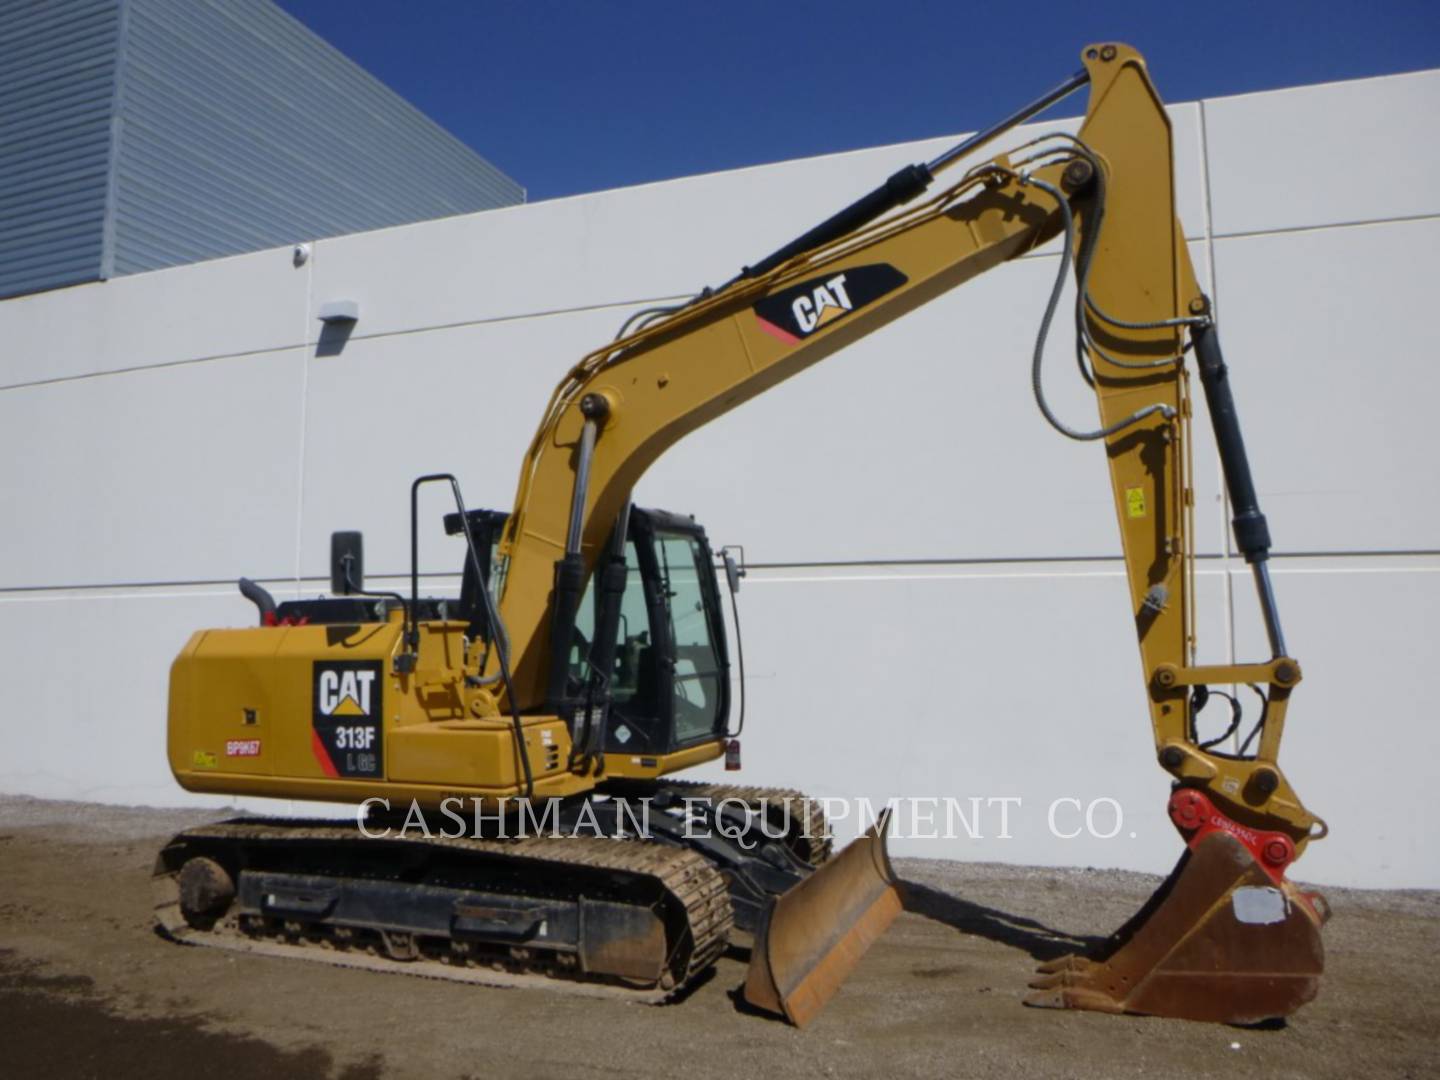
(1232, 886, 1287, 925)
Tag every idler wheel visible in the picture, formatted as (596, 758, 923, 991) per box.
(178, 856, 235, 928)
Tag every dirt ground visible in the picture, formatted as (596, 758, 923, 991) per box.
(1, 795, 1435, 1080)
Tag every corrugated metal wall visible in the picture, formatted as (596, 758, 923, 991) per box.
(110, 0, 523, 276)
(0, 0, 523, 298)
(0, 0, 120, 298)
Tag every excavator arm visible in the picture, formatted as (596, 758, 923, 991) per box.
(495, 44, 1317, 846)
(486, 43, 1327, 1024)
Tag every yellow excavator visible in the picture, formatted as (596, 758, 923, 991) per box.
(158, 44, 1328, 1027)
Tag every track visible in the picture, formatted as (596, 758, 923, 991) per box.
(613, 779, 834, 865)
(153, 819, 733, 1001)
(662, 780, 834, 865)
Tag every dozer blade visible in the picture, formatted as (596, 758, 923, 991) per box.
(744, 807, 902, 1027)
(1024, 830, 1327, 1024)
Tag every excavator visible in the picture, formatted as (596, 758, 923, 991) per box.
(157, 44, 1328, 1028)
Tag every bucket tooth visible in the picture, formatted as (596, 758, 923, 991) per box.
(1029, 967, 1089, 991)
(1033, 954, 1095, 977)
(743, 808, 902, 1027)
(1023, 831, 1325, 1024)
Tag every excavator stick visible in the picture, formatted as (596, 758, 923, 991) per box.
(744, 808, 902, 1027)
(1025, 827, 1328, 1024)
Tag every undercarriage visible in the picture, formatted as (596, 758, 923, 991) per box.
(153, 782, 832, 998)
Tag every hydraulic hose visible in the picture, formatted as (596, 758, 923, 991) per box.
(1022, 174, 1176, 441)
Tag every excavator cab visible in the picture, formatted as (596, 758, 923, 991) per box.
(446, 506, 734, 758)
(573, 509, 732, 755)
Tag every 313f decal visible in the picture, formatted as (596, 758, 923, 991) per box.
(311, 661, 383, 778)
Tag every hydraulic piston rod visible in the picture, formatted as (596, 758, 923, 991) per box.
(1192, 320, 1287, 658)
(926, 68, 1090, 175)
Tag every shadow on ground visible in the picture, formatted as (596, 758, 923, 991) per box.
(0, 950, 381, 1080)
(900, 880, 1107, 961)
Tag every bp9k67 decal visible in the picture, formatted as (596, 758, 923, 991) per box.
(312, 660, 384, 778)
(752, 263, 908, 344)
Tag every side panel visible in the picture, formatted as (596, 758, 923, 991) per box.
(169, 622, 399, 791)
(167, 618, 588, 805)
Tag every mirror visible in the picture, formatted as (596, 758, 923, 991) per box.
(721, 548, 744, 595)
(331, 530, 364, 595)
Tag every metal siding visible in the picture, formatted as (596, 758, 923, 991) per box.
(112, 0, 524, 276)
(0, 0, 119, 298)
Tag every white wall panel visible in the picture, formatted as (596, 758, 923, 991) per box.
(296, 307, 628, 579)
(683, 562, 1234, 875)
(307, 140, 949, 342)
(0, 347, 306, 589)
(306, 105, 1203, 343)
(0, 245, 308, 389)
(1204, 70, 1440, 236)
(301, 243, 1222, 575)
(1229, 557, 1440, 887)
(639, 255, 1117, 565)
(643, 240, 1224, 564)
(0, 585, 295, 806)
(1211, 219, 1440, 554)
(1167, 103, 1207, 241)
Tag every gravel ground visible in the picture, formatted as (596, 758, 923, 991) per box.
(1, 794, 1435, 1079)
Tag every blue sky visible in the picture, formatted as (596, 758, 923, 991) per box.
(275, 1, 1440, 201)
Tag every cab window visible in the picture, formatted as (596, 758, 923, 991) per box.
(656, 531, 725, 743)
(568, 540, 651, 706)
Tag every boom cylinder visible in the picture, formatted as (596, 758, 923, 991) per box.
(740, 164, 933, 280)
(565, 415, 600, 555)
(549, 400, 605, 710)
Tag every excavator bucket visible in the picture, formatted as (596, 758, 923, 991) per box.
(744, 808, 902, 1027)
(1024, 830, 1328, 1024)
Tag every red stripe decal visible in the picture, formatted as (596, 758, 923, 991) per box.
(755, 314, 800, 345)
(310, 728, 339, 778)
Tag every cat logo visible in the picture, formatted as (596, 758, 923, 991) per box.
(791, 273, 854, 333)
(317, 667, 376, 716)
(312, 661, 384, 779)
(753, 263, 908, 344)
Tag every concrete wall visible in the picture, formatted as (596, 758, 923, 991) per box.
(2, 69, 1436, 888)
